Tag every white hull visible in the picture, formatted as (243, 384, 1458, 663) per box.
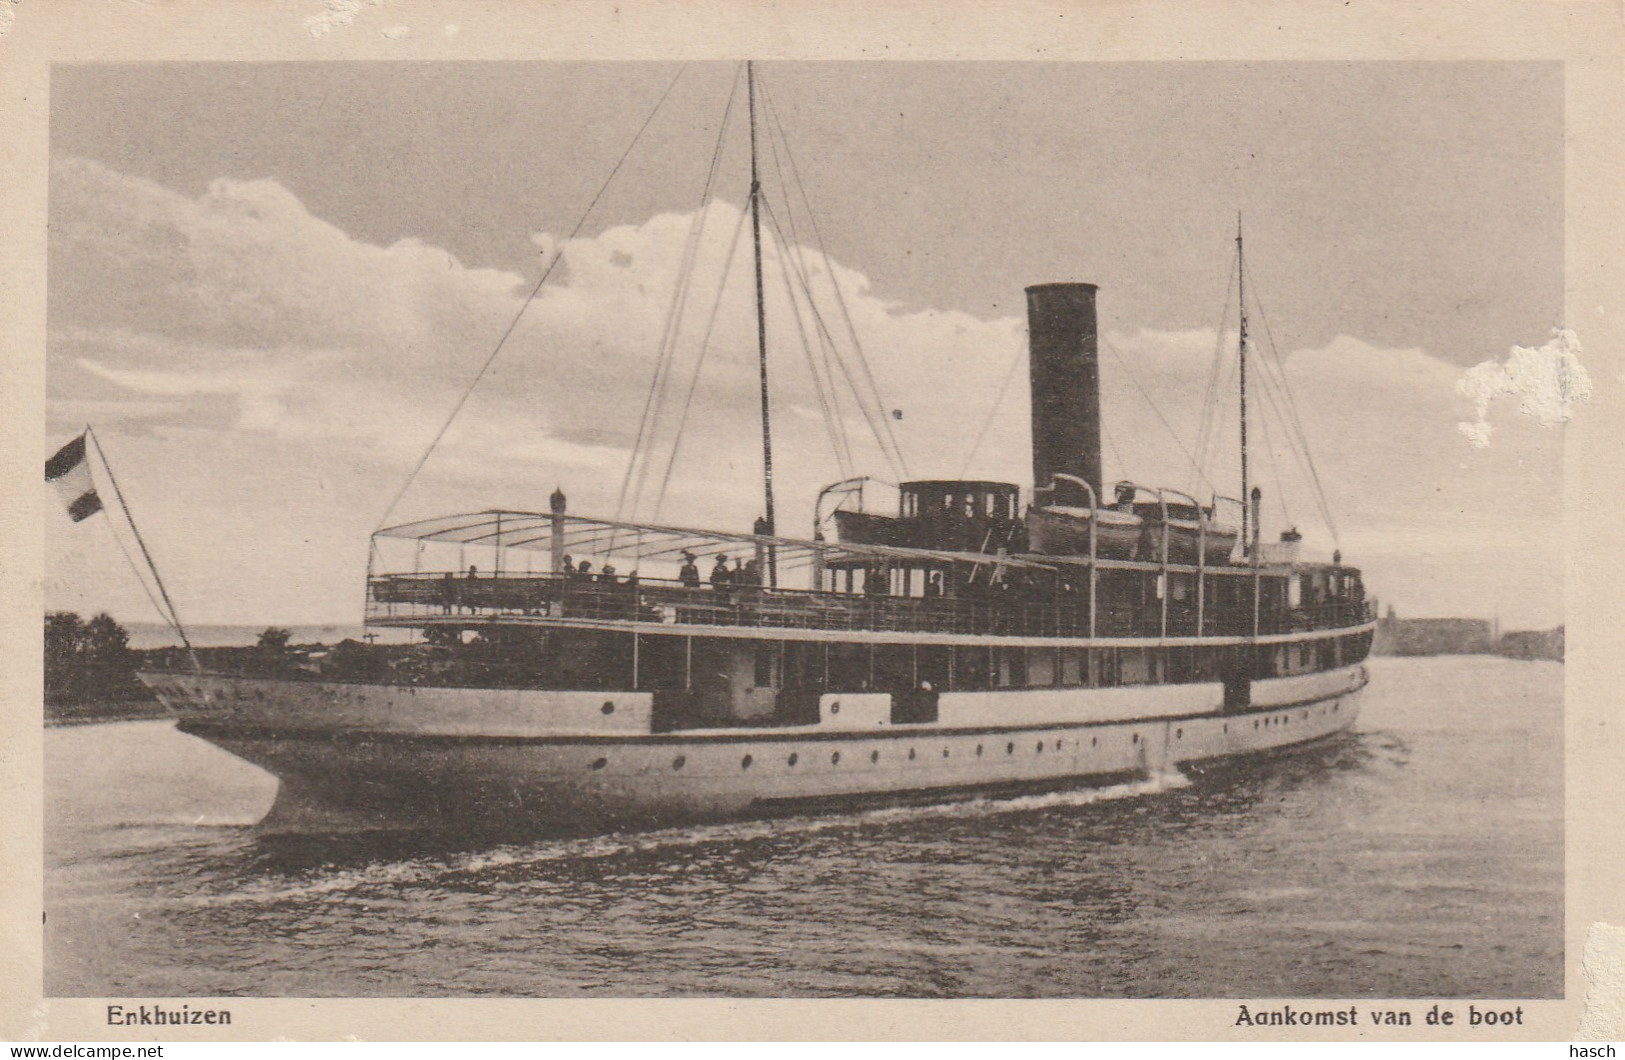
(144, 665, 1367, 835)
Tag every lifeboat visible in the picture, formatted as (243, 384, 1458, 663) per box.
(1025, 504, 1145, 560)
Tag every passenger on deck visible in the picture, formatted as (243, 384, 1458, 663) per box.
(598, 564, 618, 585)
(560, 554, 574, 578)
(440, 571, 456, 614)
(464, 565, 479, 613)
(924, 571, 943, 598)
(679, 551, 701, 588)
(577, 560, 593, 578)
(741, 556, 761, 586)
(711, 554, 732, 602)
(1115, 483, 1137, 511)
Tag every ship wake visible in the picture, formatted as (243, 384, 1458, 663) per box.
(189, 769, 1193, 907)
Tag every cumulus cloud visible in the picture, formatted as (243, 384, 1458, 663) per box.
(45, 157, 1562, 627)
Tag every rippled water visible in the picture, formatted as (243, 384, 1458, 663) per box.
(44, 656, 1562, 998)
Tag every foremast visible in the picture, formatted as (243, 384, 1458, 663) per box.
(747, 61, 778, 586)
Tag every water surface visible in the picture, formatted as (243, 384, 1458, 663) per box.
(44, 656, 1562, 998)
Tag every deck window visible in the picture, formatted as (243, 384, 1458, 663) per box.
(1027, 648, 1056, 687)
(1120, 648, 1153, 685)
(1060, 648, 1084, 686)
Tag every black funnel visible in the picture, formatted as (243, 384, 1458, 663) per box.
(1026, 283, 1102, 507)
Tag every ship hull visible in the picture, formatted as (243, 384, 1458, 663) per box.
(145, 665, 1366, 836)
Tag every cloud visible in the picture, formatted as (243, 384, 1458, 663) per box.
(46, 157, 1563, 627)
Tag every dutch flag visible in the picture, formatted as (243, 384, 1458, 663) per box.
(45, 433, 104, 523)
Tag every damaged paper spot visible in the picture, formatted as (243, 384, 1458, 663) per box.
(0, 0, 21, 39)
(1457, 328, 1592, 447)
(304, 0, 384, 38)
(1578, 922, 1625, 1039)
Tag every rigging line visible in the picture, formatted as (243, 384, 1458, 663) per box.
(1251, 370, 1293, 530)
(757, 88, 888, 477)
(1188, 254, 1239, 497)
(761, 209, 855, 479)
(85, 428, 199, 669)
(649, 201, 753, 523)
(617, 63, 745, 531)
(1245, 257, 1339, 542)
(958, 341, 1025, 480)
(1098, 334, 1218, 498)
(97, 497, 169, 638)
(758, 97, 856, 477)
(1254, 347, 1330, 535)
(760, 203, 856, 476)
(763, 84, 910, 479)
(376, 62, 692, 533)
(757, 195, 905, 482)
(1099, 412, 1128, 490)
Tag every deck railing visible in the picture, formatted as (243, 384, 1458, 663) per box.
(367, 571, 1373, 640)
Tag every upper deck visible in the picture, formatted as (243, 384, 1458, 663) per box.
(368, 509, 1372, 643)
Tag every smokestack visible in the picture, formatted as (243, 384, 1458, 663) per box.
(1025, 283, 1102, 508)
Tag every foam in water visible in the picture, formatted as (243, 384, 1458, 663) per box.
(190, 769, 1194, 907)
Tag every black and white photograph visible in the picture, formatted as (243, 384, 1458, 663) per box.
(5, 0, 1622, 1044)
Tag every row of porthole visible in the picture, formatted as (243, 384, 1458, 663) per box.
(586, 707, 1350, 772)
(588, 732, 1146, 773)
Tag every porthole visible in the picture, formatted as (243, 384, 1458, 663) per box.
(1091, 736, 1098, 747)
(831, 751, 842, 765)
(601, 701, 615, 715)
(1055, 739, 1062, 751)
(1254, 720, 1260, 730)
(831, 701, 841, 715)
(741, 754, 753, 770)
(672, 755, 686, 770)
(1132, 733, 1140, 744)
(1036, 741, 1044, 754)
(1175, 728, 1183, 739)
(590, 757, 608, 771)
(788, 752, 799, 766)
(942, 747, 950, 758)
(908, 748, 917, 761)
(1006, 742, 1015, 755)
(870, 749, 880, 764)
(976, 744, 984, 757)
(1223, 724, 1229, 734)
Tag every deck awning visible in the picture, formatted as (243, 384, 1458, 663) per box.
(374, 509, 1056, 574)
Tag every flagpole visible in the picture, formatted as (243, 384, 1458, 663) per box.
(85, 427, 201, 671)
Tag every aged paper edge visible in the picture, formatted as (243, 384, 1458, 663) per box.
(0, 0, 1620, 1043)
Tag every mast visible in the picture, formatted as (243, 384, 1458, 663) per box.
(747, 61, 778, 585)
(1236, 214, 1250, 554)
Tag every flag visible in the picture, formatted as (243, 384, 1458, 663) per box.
(45, 433, 103, 522)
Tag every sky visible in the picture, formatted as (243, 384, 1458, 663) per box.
(44, 61, 1569, 629)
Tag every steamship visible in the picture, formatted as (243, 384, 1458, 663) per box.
(140, 65, 1373, 836)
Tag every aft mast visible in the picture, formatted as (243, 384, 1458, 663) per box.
(1236, 214, 1250, 555)
(747, 61, 778, 586)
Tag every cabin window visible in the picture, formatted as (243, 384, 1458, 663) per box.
(996, 646, 1026, 688)
(952, 645, 989, 692)
(1092, 648, 1119, 687)
(965, 494, 977, 519)
(828, 643, 870, 691)
(754, 644, 777, 688)
(1060, 649, 1084, 686)
(1027, 648, 1056, 687)
(1120, 648, 1153, 685)
(916, 646, 949, 692)
(874, 645, 914, 692)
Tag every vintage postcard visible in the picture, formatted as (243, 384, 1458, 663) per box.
(2, 0, 1621, 1044)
